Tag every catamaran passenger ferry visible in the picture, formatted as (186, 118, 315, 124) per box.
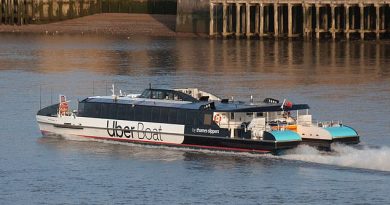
(36, 87, 359, 153)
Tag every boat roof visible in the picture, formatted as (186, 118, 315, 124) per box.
(81, 88, 309, 112)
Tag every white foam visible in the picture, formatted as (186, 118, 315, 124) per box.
(54, 134, 390, 172)
(280, 144, 390, 172)
(58, 134, 270, 157)
(61, 134, 96, 142)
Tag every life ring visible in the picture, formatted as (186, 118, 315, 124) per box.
(59, 102, 68, 114)
(213, 113, 222, 124)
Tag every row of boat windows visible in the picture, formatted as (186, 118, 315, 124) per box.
(140, 90, 197, 102)
(78, 102, 213, 125)
(140, 90, 184, 101)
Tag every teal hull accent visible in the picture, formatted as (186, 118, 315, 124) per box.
(269, 130, 302, 142)
(324, 126, 358, 138)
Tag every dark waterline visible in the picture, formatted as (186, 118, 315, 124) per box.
(0, 34, 389, 204)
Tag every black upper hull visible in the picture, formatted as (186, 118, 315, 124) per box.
(183, 135, 301, 154)
(301, 136, 360, 151)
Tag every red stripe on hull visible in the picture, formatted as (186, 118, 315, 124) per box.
(40, 130, 270, 154)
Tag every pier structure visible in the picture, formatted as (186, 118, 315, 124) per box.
(0, 0, 176, 25)
(0, 0, 100, 25)
(209, 0, 390, 39)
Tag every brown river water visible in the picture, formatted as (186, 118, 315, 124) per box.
(0, 34, 389, 204)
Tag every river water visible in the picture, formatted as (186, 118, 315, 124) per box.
(0, 34, 389, 204)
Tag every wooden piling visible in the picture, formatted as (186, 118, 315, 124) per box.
(337, 6, 341, 31)
(5, 0, 8, 24)
(376, 4, 380, 39)
(274, 3, 278, 37)
(236, 3, 240, 37)
(229, 4, 232, 33)
(31, 0, 35, 22)
(0, 0, 3, 24)
(346, 4, 350, 39)
(288, 3, 292, 37)
(255, 4, 259, 34)
(264, 4, 269, 33)
(18, 0, 22, 25)
(209, 2, 214, 36)
(11, 0, 14, 24)
(381, 5, 385, 31)
(241, 3, 245, 35)
(316, 4, 319, 39)
(260, 3, 264, 37)
(49, 0, 53, 20)
(360, 4, 364, 39)
(331, 5, 335, 39)
(320, 5, 329, 32)
(223, 3, 227, 37)
(246, 3, 250, 37)
(308, 4, 312, 38)
(302, 4, 306, 38)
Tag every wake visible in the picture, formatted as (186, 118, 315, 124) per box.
(280, 144, 390, 172)
(50, 134, 390, 172)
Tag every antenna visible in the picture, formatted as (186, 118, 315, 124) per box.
(149, 83, 152, 99)
(39, 84, 42, 109)
(92, 81, 95, 96)
(105, 81, 108, 96)
(111, 84, 115, 96)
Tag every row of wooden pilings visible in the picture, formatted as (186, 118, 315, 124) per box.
(210, 0, 390, 39)
(0, 0, 177, 25)
(0, 0, 101, 25)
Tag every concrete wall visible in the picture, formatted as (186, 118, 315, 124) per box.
(176, 0, 209, 33)
(100, 0, 176, 14)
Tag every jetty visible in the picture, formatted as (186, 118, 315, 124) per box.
(1, 0, 390, 39)
(209, 0, 390, 39)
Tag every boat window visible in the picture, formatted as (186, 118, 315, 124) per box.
(93, 103, 102, 118)
(127, 106, 135, 120)
(85, 103, 100, 118)
(186, 111, 196, 125)
(256, 112, 264, 117)
(230, 112, 235, 120)
(100, 103, 109, 118)
(151, 108, 160, 121)
(134, 106, 144, 121)
(160, 108, 169, 123)
(195, 113, 202, 125)
(204, 114, 212, 125)
(174, 94, 182, 101)
(151, 90, 168, 100)
(246, 112, 253, 117)
(101, 103, 116, 119)
(199, 96, 209, 101)
(117, 104, 128, 120)
(168, 109, 177, 124)
(140, 90, 151, 98)
(177, 110, 186, 124)
(38, 103, 60, 116)
(143, 107, 152, 122)
(78, 102, 85, 115)
(167, 92, 174, 100)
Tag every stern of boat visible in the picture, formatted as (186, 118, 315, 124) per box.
(297, 124, 359, 150)
(262, 130, 302, 151)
